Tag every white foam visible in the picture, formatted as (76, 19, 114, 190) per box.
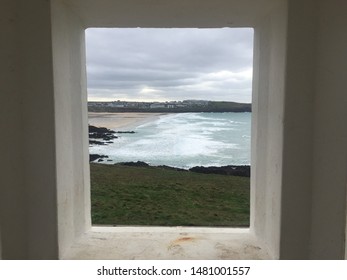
(89, 112, 251, 167)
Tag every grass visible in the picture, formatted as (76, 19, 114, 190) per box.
(90, 163, 250, 227)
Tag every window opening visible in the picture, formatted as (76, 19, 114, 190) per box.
(86, 28, 253, 227)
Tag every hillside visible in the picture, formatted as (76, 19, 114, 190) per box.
(88, 100, 252, 113)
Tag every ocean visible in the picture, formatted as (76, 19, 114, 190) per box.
(89, 112, 251, 169)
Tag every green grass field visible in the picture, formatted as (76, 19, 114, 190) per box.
(90, 163, 250, 227)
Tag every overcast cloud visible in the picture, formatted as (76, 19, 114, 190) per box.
(86, 28, 253, 103)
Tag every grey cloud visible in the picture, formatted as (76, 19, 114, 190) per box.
(86, 28, 253, 102)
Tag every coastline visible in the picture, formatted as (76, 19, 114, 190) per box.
(89, 112, 251, 169)
(88, 112, 169, 130)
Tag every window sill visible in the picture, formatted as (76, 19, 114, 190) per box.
(63, 226, 270, 259)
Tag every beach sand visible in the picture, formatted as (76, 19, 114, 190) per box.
(88, 112, 168, 130)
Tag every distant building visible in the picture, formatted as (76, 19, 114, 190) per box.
(110, 101, 125, 108)
(150, 102, 166, 109)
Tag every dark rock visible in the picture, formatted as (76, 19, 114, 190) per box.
(89, 140, 106, 145)
(89, 132, 118, 140)
(117, 161, 149, 167)
(89, 125, 115, 134)
(88, 125, 118, 145)
(115, 131, 136, 134)
(90, 154, 109, 162)
(189, 165, 250, 177)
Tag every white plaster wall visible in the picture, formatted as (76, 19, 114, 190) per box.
(51, 0, 91, 258)
(250, 19, 271, 253)
(279, 0, 317, 259)
(309, 0, 347, 259)
(68, 0, 276, 28)
(0, 0, 27, 259)
(1, 0, 59, 259)
(251, 1, 287, 259)
(253, 0, 347, 259)
(19, 0, 60, 259)
(0, 0, 90, 259)
(69, 0, 287, 259)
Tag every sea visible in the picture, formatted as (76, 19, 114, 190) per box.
(89, 112, 251, 169)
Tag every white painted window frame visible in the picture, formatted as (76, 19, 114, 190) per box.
(51, 0, 287, 259)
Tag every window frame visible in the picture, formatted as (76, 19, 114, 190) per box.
(51, 0, 288, 259)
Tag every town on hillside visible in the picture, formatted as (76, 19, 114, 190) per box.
(88, 99, 251, 113)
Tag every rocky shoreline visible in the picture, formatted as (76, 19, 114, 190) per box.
(89, 125, 135, 162)
(89, 159, 250, 178)
(189, 165, 250, 177)
(89, 125, 135, 146)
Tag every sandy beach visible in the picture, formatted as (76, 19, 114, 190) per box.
(88, 112, 168, 130)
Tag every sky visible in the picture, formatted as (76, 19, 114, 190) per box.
(86, 28, 253, 103)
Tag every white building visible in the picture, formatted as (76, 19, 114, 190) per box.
(150, 102, 166, 109)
